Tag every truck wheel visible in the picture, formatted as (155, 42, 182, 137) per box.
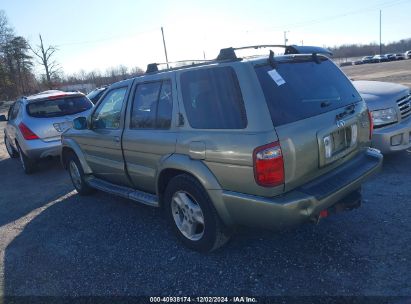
(164, 174, 231, 252)
(4, 135, 18, 158)
(17, 143, 36, 174)
(67, 154, 94, 195)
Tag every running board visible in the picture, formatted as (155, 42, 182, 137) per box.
(86, 177, 159, 207)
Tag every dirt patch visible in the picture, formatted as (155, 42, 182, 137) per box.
(342, 59, 411, 87)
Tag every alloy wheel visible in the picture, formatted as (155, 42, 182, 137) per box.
(171, 191, 205, 241)
(69, 160, 82, 190)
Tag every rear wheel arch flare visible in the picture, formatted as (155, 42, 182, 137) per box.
(157, 169, 198, 206)
(62, 147, 76, 168)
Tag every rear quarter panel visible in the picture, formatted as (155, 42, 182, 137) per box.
(276, 101, 371, 192)
(175, 62, 284, 197)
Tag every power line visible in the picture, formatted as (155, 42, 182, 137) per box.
(49, 0, 408, 49)
(270, 0, 408, 30)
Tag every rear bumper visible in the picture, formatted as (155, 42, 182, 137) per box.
(210, 148, 383, 230)
(372, 117, 411, 153)
(20, 138, 61, 159)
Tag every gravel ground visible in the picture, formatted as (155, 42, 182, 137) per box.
(0, 128, 410, 298)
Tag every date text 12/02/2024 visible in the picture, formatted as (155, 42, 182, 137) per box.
(149, 296, 257, 303)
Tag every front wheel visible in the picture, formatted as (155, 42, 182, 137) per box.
(164, 174, 231, 252)
(67, 154, 95, 195)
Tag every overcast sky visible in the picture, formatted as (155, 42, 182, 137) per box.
(2, 0, 411, 75)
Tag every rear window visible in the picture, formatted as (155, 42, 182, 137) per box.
(180, 67, 247, 129)
(27, 96, 93, 118)
(255, 59, 362, 126)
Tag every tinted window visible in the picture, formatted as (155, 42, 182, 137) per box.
(27, 96, 92, 118)
(255, 59, 362, 126)
(180, 67, 247, 129)
(131, 80, 172, 129)
(92, 87, 127, 129)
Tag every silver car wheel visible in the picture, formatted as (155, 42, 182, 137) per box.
(69, 160, 82, 190)
(171, 191, 205, 241)
(5, 137, 14, 155)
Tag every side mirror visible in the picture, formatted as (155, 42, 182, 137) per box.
(73, 117, 88, 130)
(0, 114, 7, 122)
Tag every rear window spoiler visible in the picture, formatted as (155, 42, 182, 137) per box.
(217, 45, 333, 61)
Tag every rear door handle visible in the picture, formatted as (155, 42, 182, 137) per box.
(114, 136, 120, 143)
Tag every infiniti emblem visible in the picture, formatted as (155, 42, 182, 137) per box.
(336, 120, 346, 128)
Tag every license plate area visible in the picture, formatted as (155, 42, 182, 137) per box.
(331, 128, 352, 155)
(320, 124, 358, 166)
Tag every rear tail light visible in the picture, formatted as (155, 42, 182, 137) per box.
(18, 123, 39, 140)
(367, 110, 374, 140)
(319, 209, 329, 218)
(253, 142, 284, 187)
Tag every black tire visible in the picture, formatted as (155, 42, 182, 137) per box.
(17, 143, 36, 174)
(67, 153, 95, 195)
(4, 135, 18, 158)
(164, 174, 232, 252)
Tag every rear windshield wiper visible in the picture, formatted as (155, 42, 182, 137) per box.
(321, 101, 331, 108)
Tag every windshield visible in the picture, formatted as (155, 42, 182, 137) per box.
(254, 59, 362, 126)
(27, 96, 93, 118)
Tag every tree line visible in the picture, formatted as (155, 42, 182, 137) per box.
(0, 11, 37, 100)
(0, 10, 143, 101)
(330, 38, 411, 58)
(62, 65, 144, 89)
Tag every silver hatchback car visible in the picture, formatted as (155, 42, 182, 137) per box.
(1, 90, 93, 174)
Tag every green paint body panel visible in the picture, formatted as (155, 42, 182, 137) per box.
(61, 54, 383, 230)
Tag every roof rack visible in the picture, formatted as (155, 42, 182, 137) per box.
(217, 44, 333, 61)
(144, 44, 333, 75)
(145, 59, 214, 74)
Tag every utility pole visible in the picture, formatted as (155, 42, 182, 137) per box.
(284, 31, 289, 46)
(161, 27, 169, 69)
(379, 10, 382, 55)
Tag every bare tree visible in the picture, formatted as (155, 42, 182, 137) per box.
(0, 10, 13, 45)
(29, 34, 60, 89)
(130, 66, 144, 77)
